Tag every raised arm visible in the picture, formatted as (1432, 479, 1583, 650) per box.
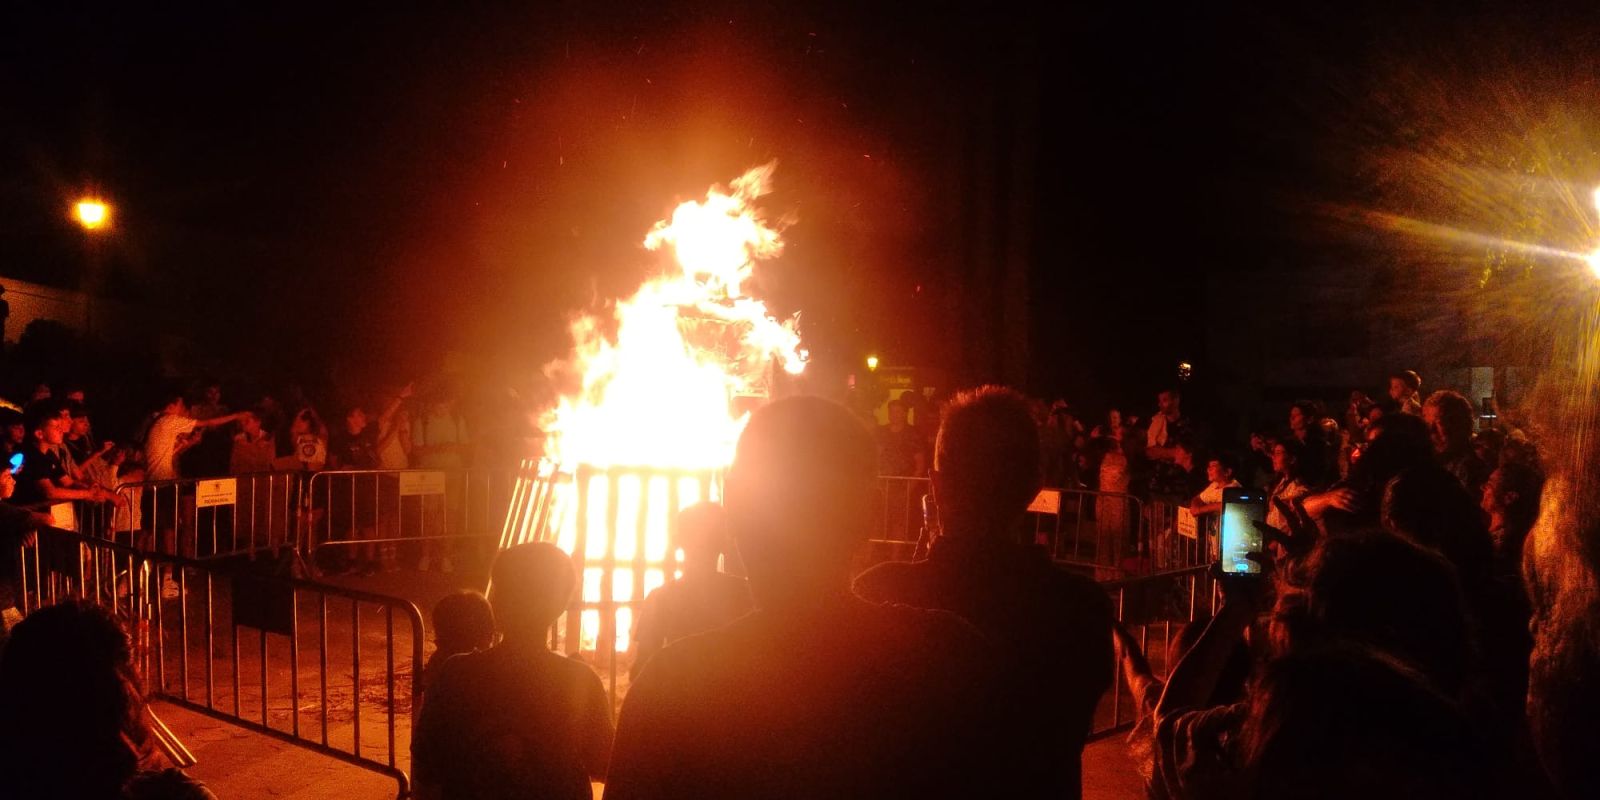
(68, 440, 117, 483)
(1155, 576, 1262, 718)
(193, 411, 247, 430)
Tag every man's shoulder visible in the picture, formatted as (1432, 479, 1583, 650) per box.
(152, 414, 193, 433)
(543, 648, 606, 688)
(856, 597, 987, 649)
(1039, 561, 1115, 618)
(852, 559, 932, 602)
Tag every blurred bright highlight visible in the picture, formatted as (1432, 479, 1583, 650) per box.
(73, 198, 110, 231)
(539, 164, 803, 656)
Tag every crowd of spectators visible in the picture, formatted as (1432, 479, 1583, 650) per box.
(3, 362, 1597, 799)
(0, 375, 533, 582)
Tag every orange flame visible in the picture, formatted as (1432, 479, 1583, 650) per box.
(540, 164, 803, 657)
(544, 162, 803, 470)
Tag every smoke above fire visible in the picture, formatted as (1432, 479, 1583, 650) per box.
(542, 162, 805, 471)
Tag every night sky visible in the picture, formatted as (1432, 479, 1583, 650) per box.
(4, 1, 1590, 407)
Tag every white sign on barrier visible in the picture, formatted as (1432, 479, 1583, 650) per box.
(1176, 507, 1199, 539)
(196, 478, 237, 508)
(1027, 489, 1061, 515)
(399, 471, 447, 497)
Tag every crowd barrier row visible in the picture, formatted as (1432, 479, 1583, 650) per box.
(14, 526, 424, 799)
(57, 468, 1214, 579)
(867, 478, 1215, 578)
(46, 469, 518, 574)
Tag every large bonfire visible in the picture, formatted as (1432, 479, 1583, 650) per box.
(538, 163, 803, 659)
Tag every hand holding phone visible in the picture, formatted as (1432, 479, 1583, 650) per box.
(1219, 488, 1268, 575)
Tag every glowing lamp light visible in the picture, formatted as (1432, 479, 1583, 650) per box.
(866, 355, 880, 371)
(73, 199, 110, 231)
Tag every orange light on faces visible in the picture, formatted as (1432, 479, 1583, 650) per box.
(73, 198, 111, 231)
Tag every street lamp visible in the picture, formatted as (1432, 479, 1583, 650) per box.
(73, 198, 111, 231)
(866, 354, 880, 371)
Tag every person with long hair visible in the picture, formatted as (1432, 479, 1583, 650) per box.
(0, 602, 215, 798)
(1264, 439, 1311, 536)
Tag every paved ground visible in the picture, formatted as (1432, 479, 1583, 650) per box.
(155, 700, 399, 799)
(159, 694, 1144, 800)
(142, 552, 1158, 800)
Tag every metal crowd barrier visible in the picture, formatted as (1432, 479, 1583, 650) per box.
(863, 479, 1162, 579)
(14, 525, 425, 799)
(1034, 489, 1148, 578)
(114, 473, 305, 560)
(306, 469, 514, 559)
(103, 469, 519, 571)
(1090, 564, 1219, 738)
(866, 476, 931, 561)
(1144, 499, 1215, 572)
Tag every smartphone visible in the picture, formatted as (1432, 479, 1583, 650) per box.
(1219, 487, 1268, 575)
(8, 452, 22, 475)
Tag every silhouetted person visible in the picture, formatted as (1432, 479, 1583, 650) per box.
(1389, 369, 1423, 416)
(875, 397, 927, 476)
(419, 590, 495, 702)
(629, 503, 752, 681)
(0, 601, 215, 799)
(412, 543, 613, 800)
(1423, 390, 1489, 495)
(1243, 646, 1490, 800)
(1154, 531, 1486, 799)
(1481, 461, 1543, 577)
(1383, 465, 1530, 752)
(854, 385, 1114, 799)
(606, 396, 1011, 800)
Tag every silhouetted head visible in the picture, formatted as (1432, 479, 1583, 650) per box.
(1482, 462, 1542, 536)
(726, 396, 876, 611)
(1173, 436, 1200, 472)
(1206, 453, 1239, 486)
(1381, 465, 1495, 584)
(1275, 531, 1474, 696)
(432, 590, 495, 656)
(0, 602, 156, 797)
(1423, 390, 1475, 455)
(676, 502, 730, 576)
(160, 391, 187, 417)
(345, 406, 368, 433)
(1157, 388, 1182, 416)
(930, 386, 1040, 541)
(1289, 400, 1321, 435)
(1242, 645, 1486, 800)
(488, 542, 576, 641)
(1268, 438, 1305, 481)
(240, 409, 264, 436)
(1346, 413, 1433, 516)
(25, 404, 67, 448)
(886, 398, 909, 428)
(1388, 370, 1422, 402)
